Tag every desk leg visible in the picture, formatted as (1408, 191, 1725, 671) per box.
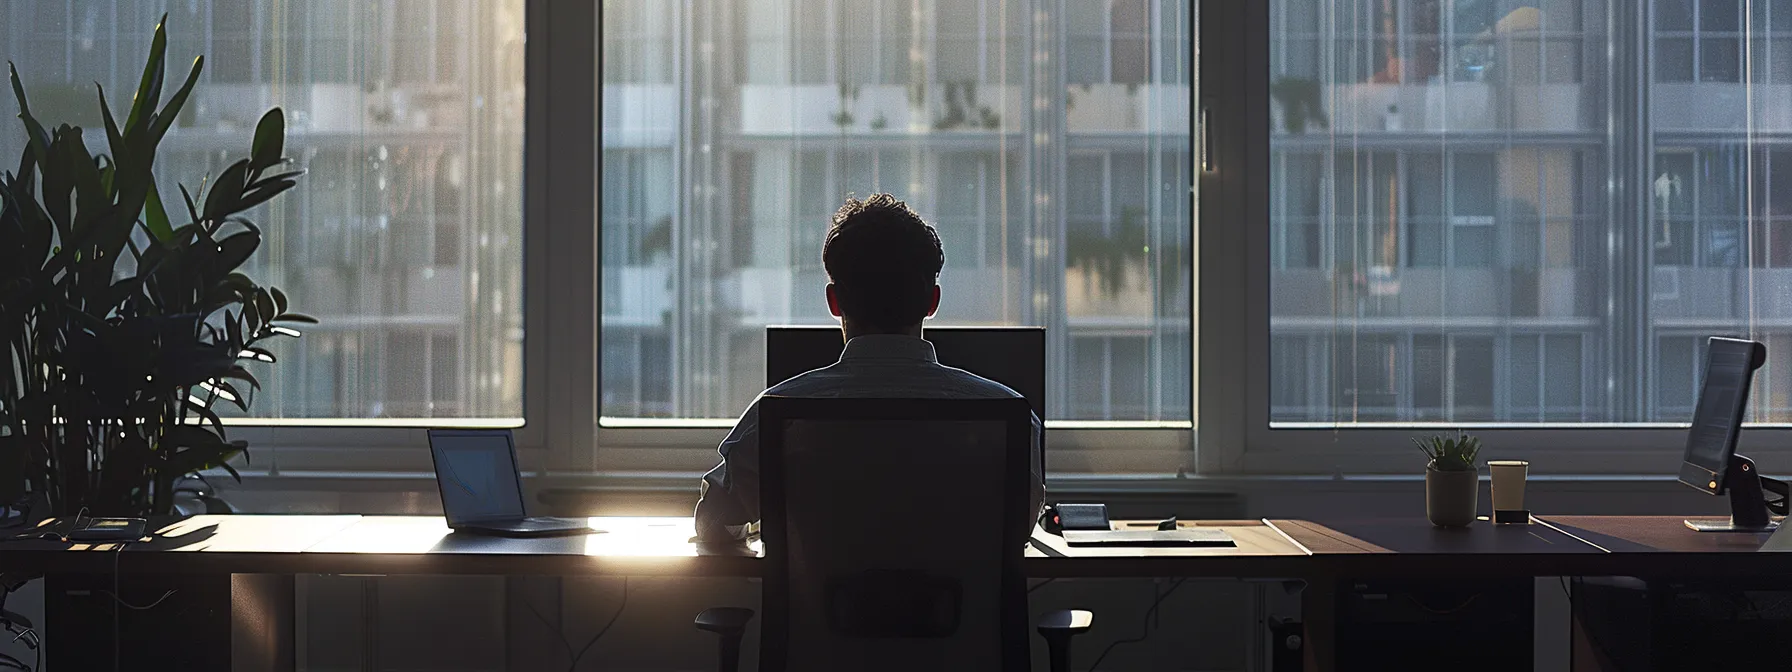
(231, 574, 295, 672)
(1301, 580, 1337, 672)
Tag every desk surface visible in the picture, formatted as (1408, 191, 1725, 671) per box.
(5, 514, 1790, 579)
(1539, 515, 1775, 553)
(1310, 517, 1596, 555)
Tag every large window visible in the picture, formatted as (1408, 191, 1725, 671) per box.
(1269, 0, 1792, 426)
(599, 0, 1195, 423)
(0, 1, 527, 421)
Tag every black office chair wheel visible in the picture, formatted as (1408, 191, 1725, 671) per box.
(1035, 609, 1094, 672)
(694, 607, 755, 672)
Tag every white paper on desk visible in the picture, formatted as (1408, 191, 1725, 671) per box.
(1062, 529, 1235, 546)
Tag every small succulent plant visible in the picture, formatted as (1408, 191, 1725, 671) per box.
(1414, 431, 1482, 472)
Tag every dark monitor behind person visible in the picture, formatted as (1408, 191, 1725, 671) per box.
(1678, 337, 1787, 532)
(765, 325, 1046, 420)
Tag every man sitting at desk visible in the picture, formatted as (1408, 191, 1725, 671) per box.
(694, 193, 1045, 544)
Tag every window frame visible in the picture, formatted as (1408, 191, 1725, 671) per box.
(225, 0, 1200, 483)
(233, 0, 1792, 484)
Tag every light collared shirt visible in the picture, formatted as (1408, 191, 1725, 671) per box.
(694, 334, 1046, 542)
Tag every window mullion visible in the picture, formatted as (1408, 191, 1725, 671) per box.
(533, 0, 599, 467)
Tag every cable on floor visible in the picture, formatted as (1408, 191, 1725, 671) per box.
(568, 577, 630, 671)
(1087, 578, 1188, 671)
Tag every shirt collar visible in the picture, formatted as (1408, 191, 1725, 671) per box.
(839, 334, 939, 363)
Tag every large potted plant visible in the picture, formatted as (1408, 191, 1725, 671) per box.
(0, 16, 311, 518)
(1416, 431, 1482, 528)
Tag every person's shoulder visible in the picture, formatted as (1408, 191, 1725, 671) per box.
(763, 364, 843, 396)
(934, 364, 1025, 399)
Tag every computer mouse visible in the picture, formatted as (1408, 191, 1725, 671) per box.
(1156, 517, 1178, 531)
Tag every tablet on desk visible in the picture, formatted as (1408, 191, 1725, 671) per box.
(1062, 528, 1236, 548)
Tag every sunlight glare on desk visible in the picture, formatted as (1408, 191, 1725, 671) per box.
(582, 516, 699, 556)
(152, 515, 362, 552)
(305, 516, 454, 553)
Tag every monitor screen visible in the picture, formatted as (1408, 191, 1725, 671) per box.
(429, 429, 527, 524)
(764, 325, 1047, 420)
(1678, 338, 1765, 494)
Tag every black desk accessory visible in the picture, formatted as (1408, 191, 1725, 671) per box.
(1674, 338, 1786, 532)
(1044, 503, 1111, 533)
(66, 517, 146, 542)
(1492, 510, 1532, 525)
(1690, 454, 1787, 532)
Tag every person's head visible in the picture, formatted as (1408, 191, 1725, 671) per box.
(822, 193, 944, 337)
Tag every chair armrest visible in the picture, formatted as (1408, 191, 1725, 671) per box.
(1035, 609, 1093, 636)
(694, 607, 756, 636)
(0, 609, 31, 630)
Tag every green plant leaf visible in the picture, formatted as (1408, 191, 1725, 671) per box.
(163, 425, 225, 452)
(143, 173, 173, 242)
(8, 64, 53, 169)
(252, 288, 275, 325)
(147, 55, 203, 144)
(224, 309, 241, 346)
(185, 399, 226, 437)
(201, 159, 250, 223)
(217, 457, 242, 483)
(273, 313, 317, 325)
(122, 15, 169, 137)
(240, 346, 277, 364)
(233, 175, 297, 214)
(178, 182, 200, 223)
(250, 108, 285, 172)
(271, 286, 287, 315)
(220, 364, 260, 391)
(213, 231, 260, 274)
(95, 83, 129, 192)
(212, 380, 250, 412)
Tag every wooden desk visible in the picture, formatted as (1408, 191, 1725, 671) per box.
(13, 513, 1792, 672)
(4, 515, 763, 577)
(1024, 519, 1317, 578)
(1535, 515, 1792, 578)
(17, 514, 1773, 579)
(1541, 515, 1773, 553)
(301, 516, 762, 577)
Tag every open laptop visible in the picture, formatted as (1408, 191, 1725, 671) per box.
(427, 429, 596, 537)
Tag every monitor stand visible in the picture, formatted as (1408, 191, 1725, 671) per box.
(1686, 454, 1789, 532)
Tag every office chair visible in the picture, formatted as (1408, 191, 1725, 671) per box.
(694, 396, 1093, 672)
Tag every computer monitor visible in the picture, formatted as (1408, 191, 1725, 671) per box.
(764, 325, 1046, 420)
(1677, 337, 1784, 532)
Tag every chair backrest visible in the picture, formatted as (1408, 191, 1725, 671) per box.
(758, 396, 1033, 672)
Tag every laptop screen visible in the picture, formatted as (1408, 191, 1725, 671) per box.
(429, 429, 527, 525)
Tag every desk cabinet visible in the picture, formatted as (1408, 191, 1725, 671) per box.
(1336, 579, 1534, 672)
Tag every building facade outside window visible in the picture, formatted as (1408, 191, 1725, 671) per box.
(600, 0, 1196, 424)
(1270, 0, 1792, 427)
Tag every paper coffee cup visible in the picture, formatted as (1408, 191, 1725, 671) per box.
(1489, 460, 1530, 513)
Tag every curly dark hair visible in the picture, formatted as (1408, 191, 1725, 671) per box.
(822, 193, 945, 332)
